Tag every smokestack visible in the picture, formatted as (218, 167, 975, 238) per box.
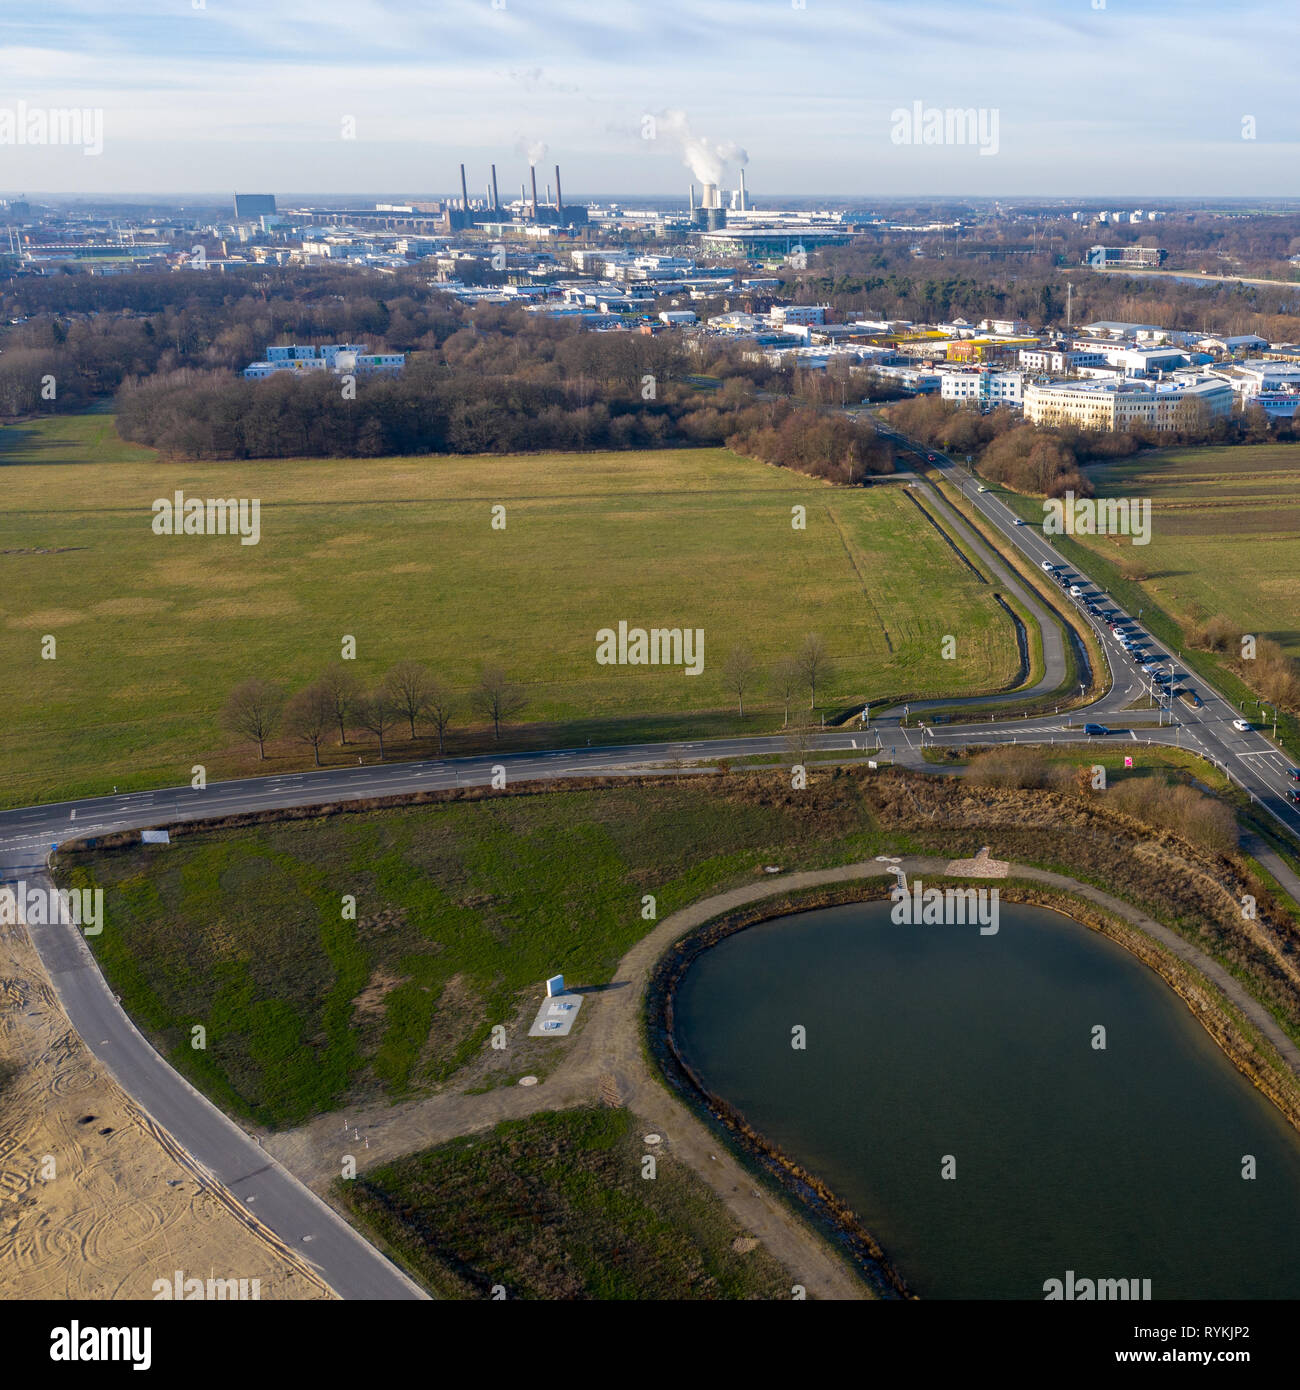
(739, 169, 747, 212)
(530, 165, 539, 220)
(554, 164, 564, 221)
(459, 163, 469, 210)
(546, 182, 552, 207)
(491, 163, 500, 213)
(689, 183, 695, 213)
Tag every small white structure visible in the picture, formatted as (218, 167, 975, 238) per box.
(545, 974, 565, 998)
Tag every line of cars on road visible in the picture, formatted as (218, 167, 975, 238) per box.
(1038, 559, 1202, 711)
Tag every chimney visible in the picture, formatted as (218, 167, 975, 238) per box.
(689, 183, 695, 213)
(491, 163, 500, 213)
(459, 163, 469, 210)
(739, 168, 747, 212)
(530, 165, 539, 220)
(554, 164, 564, 221)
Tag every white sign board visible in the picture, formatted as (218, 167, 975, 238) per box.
(545, 974, 565, 998)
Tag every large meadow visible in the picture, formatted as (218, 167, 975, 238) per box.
(2, 415, 1018, 806)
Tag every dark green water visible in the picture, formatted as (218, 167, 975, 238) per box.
(673, 899, 1300, 1299)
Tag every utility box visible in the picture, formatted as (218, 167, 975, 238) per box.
(545, 974, 565, 998)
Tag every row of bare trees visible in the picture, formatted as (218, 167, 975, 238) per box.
(221, 661, 527, 763)
(720, 634, 834, 722)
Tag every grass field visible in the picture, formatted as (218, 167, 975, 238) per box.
(3, 415, 1023, 806)
(336, 1106, 792, 1299)
(57, 776, 905, 1128)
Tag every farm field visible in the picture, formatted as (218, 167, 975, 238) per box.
(1003, 442, 1300, 659)
(57, 775, 904, 1128)
(337, 1107, 792, 1299)
(2, 414, 1021, 807)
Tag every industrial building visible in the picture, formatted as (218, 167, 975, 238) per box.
(1085, 245, 1168, 269)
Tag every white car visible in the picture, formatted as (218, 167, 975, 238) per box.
(977, 486, 989, 493)
(1232, 718, 1251, 732)
(1013, 518, 1027, 526)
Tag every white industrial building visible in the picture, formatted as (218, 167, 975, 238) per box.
(939, 368, 1024, 406)
(244, 343, 405, 378)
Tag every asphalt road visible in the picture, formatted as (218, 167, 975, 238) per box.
(7, 426, 1300, 1300)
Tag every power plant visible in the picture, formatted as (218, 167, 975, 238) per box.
(439, 157, 588, 231)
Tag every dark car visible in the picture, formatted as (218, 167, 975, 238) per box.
(1288, 789, 1300, 804)
(1288, 769, 1300, 782)
(1084, 723, 1110, 736)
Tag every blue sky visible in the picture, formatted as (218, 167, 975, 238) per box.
(2, 0, 1297, 198)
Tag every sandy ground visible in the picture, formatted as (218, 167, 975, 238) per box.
(0, 920, 334, 1301)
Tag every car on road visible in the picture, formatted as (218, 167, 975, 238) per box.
(1084, 723, 1110, 736)
(1013, 518, 1027, 526)
(1069, 584, 1083, 596)
(1041, 560, 1056, 572)
(1232, 718, 1251, 732)
(1288, 768, 1300, 782)
(978, 485, 989, 493)
(927, 454, 938, 462)
(1287, 788, 1300, 805)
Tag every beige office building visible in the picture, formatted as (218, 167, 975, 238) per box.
(1023, 378, 1233, 432)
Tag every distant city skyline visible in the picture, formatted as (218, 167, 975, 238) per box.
(3, 0, 1298, 198)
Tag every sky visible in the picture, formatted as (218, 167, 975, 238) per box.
(2, 0, 1298, 200)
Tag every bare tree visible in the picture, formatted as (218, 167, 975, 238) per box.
(796, 632, 833, 711)
(285, 682, 334, 767)
(772, 656, 801, 727)
(471, 665, 527, 740)
(722, 645, 759, 718)
(784, 718, 816, 767)
(320, 662, 362, 746)
(222, 679, 284, 760)
(385, 659, 437, 739)
(356, 687, 400, 760)
(426, 676, 455, 755)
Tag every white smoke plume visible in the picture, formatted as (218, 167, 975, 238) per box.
(659, 109, 748, 186)
(515, 135, 549, 167)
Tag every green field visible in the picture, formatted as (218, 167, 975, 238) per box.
(337, 1107, 792, 1299)
(3, 415, 1022, 806)
(58, 776, 905, 1128)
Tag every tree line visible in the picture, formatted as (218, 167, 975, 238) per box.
(221, 661, 527, 763)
